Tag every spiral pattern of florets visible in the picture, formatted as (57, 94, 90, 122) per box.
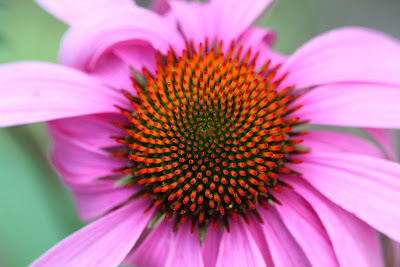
(113, 40, 305, 231)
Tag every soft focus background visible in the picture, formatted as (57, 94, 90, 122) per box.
(0, 0, 399, 266)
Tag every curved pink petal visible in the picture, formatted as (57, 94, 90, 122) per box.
(274, 188, 339, 266)
(246, 216, 274, 266)
(288, 130, 387, 266)
(60, 7, 185, 72)
(289, 152, 400, 242)
(202, 226, 223, 267)
(48, 113, 126, 150)
(238, 26, 286, 69)
(124, 220, 174, 267)
(35, 0, 136, 25)
(364, 128, 398, 160)
(168, 0, 273, 46)
(48, 126, 132, 220)
(49, 127, 127, 184)
(165, 222, 204, 267)
(48, 112, 132, 221)
(216, 218, 267, 267)
(113, 41, 158, 74)
(293, 83, 400, 128)
(259, 208, 311, 267)
(93, 43, 158, 92)
(91, 53, 135, 91)
(30, 199, 154, 267)
(289, 178, 384, 267)
(67, 180, 135, 221)
(280, 27, 400, 88)
(0, 62, 125, 127)
(302, 130, 384, 158)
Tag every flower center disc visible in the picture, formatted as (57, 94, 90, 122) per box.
(115, 40, 304, 231)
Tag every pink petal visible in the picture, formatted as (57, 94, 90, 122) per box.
(239, 26, 277, 47)
(124, 220, 174, 267)
(0, 62, 124, 127)
(289, 178, 384, 267)
(91, 53, 135, 91)
(273, 188, 339, 266)
(66, 180, 135, 221)
(364, 128, 398, 160)
(289, 152, 400, 242)
(280, 27, 400, 88)
(216, 218, 267, 267)
(165, 222, 204, 267)
(48, 127, 133, 220)
(34, 0, 136, 25)
(60, 7, 184, 72)
(246, 216, 274, 266)
(113, 41, 158, 74)
(30, 199, 154, 267)
(79, 42, 158, 89)
(202, 226, 223, 267)
(293, 83, 400, 128)
(302, 130, 384, 158)
(48, 113, 126, 150)
(238, 26, 286, 69)
(168, 0, 273, 46)
(259, 208, 311, 267)
(49, 126, 127, 183)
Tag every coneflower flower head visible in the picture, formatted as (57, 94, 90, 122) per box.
(113, 40, 305, 232)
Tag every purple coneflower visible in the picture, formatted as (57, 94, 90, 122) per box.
(1, 0, 400, 266)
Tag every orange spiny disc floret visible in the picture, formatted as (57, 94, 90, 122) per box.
(114, 39, 306, 231)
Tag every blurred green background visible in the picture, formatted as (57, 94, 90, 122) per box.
(0, 0, 399, 266)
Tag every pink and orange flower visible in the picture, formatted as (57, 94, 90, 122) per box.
(1, 0, 400, 266)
